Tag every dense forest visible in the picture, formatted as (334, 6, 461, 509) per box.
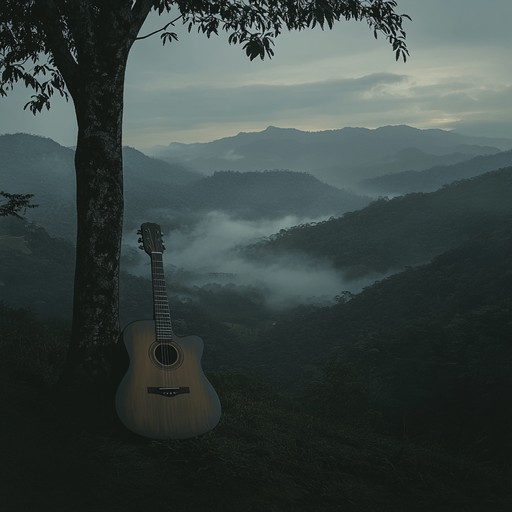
(249, 166, 512, 277)
(1, 130, 512, 510)
(361, 149, 512, 195)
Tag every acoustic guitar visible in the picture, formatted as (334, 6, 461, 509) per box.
(115, 223, 221, 439)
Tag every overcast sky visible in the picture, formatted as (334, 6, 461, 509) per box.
(1, 0, 512, 149)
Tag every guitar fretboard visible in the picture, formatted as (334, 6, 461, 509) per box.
(150, 252, 173, 342)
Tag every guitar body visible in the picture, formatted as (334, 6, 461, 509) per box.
(115, 319, 221, 440)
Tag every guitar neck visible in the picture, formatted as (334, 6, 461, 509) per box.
(150, 251, 173, 342)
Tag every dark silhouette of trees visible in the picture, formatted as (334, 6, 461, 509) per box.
(0, 191, 37, 218)
(0, 1, 409, 386)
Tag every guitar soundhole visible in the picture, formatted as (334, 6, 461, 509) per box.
(154, 343, 178, 366)
(149, 341, 183, 369)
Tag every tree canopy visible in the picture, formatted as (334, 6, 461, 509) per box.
(1, 1, 409, 112)
(0, 191, 37, 218)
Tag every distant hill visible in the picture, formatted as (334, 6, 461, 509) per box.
(178, 170, 369, 219)
(147, 125, 511, 188)
(247, 166, 512, 277)
(0, 133, 76, 237)
(0, 133, 200, 237)
(1, 133, 371, 237)
(360, 149, 512, 195)
(122, 146, 201, 231)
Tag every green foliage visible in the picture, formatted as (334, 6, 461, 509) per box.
(180, 170, 369, 219)
(1, 352, 509, 511)
(0, 302, 67, 384)
(253, 224, 512, 463)
(0, 217, 75, 317)
(0, 1, 68, 113)
(0, 190, 37, 218)
(0, 134, 201, 238)
(1, 199, 512, 507)
(362, 149, 512, 195)
(249, 167, 512, 277)
(304, 360, 370, 424)
(1, 1, 409, 114)
(3, 182, 512, 468)
(1, 134, 367, 238)
(175, 0, 409, 61)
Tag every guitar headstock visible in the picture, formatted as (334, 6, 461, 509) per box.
(138, 223, 165, 255)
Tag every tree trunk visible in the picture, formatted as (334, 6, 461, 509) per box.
(60, 70, 127, 389)
(45, 4, 152, 392)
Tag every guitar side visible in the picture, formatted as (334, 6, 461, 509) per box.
(115, 320, 221, 440)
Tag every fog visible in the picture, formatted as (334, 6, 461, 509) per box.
(123, 211, 370, 309)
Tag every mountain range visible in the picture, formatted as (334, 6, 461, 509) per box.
(0, 134, 200, 238)
(147, 124, 512, 189)
(361, 148, 512, 195)
(2, 133, 365, 238)
(177, 170, 368, 220)
(2, 125, 512, 489)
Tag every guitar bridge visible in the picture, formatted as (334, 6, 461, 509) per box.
(147, 386, 190, 397)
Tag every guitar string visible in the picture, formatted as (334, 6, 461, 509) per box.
(152, 249, 173, 388)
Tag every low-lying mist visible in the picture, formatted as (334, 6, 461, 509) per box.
(123, 211, 372, 309)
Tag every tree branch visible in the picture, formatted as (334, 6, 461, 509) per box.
(130, 0, 158, 40)
(135, 15, 183, 40)
(34, 0, 80, 94)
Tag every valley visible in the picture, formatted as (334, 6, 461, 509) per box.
(1, 125, 512, 510)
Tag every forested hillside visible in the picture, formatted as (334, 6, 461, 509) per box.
(179, 170, 369, 219)
(247, 221, 512, 464)
(248, 167, 512, 277)
(0, 134, 200, 238)
(2, 132, 512, 510)
(361, 149, 512, 195)
(2, 202, 511, 509)
(1, 134, 367, 238)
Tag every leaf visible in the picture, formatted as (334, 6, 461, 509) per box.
(160, 31, 179, 45)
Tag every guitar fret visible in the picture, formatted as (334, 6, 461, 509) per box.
(150, 251, 173, 336)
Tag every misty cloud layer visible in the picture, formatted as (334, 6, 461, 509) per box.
(124, 211, 367, 309)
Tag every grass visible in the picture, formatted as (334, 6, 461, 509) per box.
(1, 372, 510, 512)
(0, 306, 511, 512)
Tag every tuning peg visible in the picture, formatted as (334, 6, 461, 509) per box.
(138, 237, 143, 243)
(139, 244, 144, 250)
(136, 229, 141, 235)
(162, 244, 166, 250)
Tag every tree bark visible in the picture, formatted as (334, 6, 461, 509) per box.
(60, 60, 129, 388)
(60, 80, 123, 387)
(39, 2, 152, 389)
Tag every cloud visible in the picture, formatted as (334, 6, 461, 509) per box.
(120, 0, 512, 145)
(127, 72, 407, 123)
(3, 0, 512, 147)
(124, 211, 368, 309)
(126, 70, 512, 146)
(401, 0, 512, 48)
(124, 73, 412, 145)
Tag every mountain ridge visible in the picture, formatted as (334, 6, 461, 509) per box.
(178, 169, 369, 219)
(146, 124, 512, 189)
(1, 133, 367, 237)
(361, 148, 512, 195)
(247, 166, 512, 277)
